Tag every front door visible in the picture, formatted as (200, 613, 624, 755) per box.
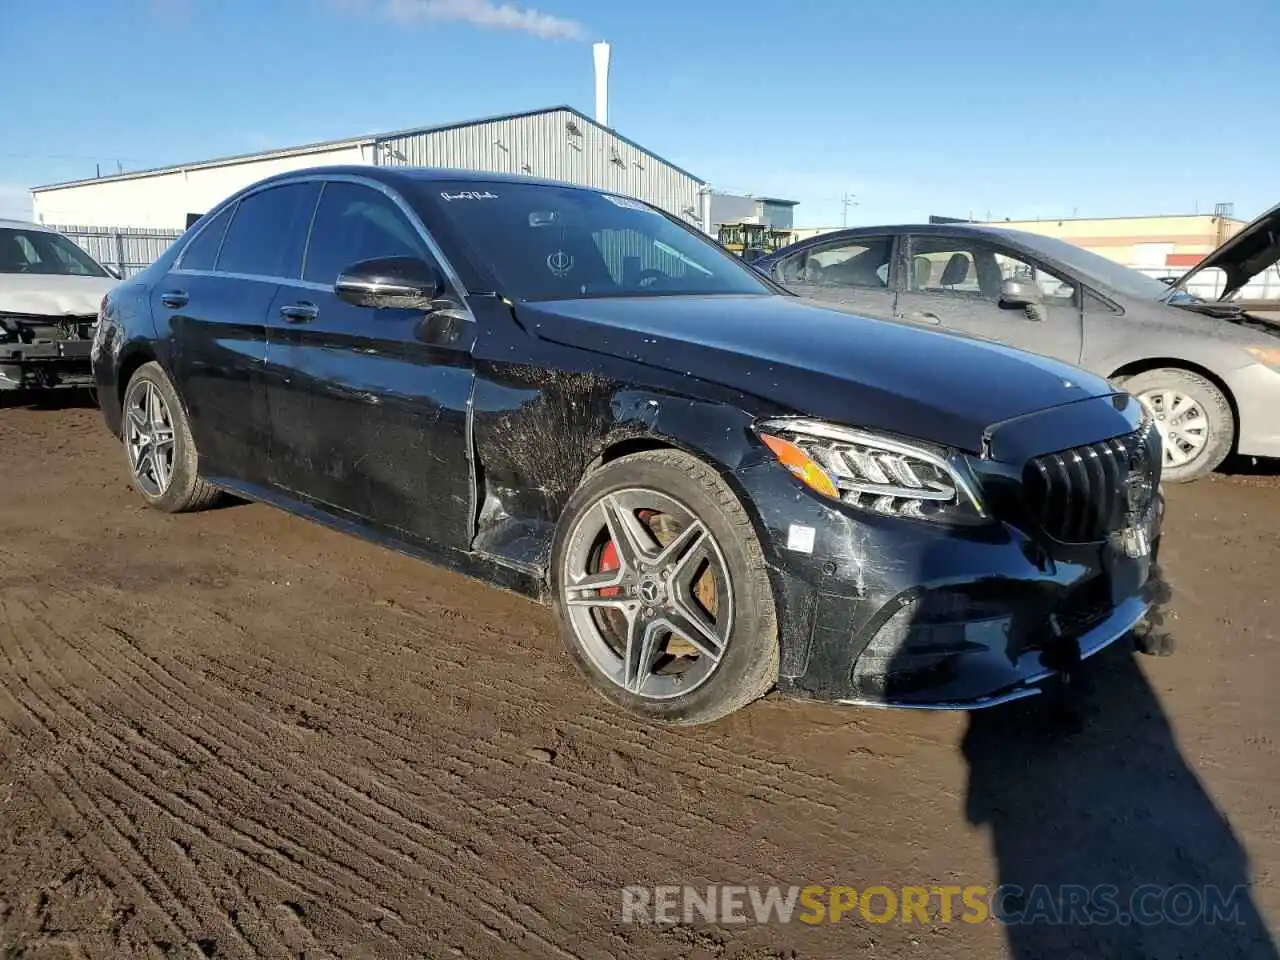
(767, 234, 899, 320)
(264, 179, 476, 550)
(896, 235, 1084, 364)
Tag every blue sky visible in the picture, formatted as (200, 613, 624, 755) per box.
(2, 0, 1277, 226)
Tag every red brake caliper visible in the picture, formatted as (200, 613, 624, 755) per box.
(596, 509, 657, 598)
(597, 541, 622, 597)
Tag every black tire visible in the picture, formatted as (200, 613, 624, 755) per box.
(121, 362, 220, 512)
(1117, 368, 1234, 483)
(550, 449, 778, 725)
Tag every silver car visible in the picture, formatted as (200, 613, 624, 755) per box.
(755, 211, 1280, 482)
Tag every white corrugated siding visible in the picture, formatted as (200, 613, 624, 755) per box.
(376, 109, 703, 224)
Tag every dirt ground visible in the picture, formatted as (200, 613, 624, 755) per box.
(0, 398, 1276, 960)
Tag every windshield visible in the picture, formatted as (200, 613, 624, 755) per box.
(0, 227, 108, 278)
(1005, 231, 1173, 300)
(422, 181, 772, 300)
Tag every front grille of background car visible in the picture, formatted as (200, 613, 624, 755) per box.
(1022, 419, 1161, 544)
(0, 313, 97, 342)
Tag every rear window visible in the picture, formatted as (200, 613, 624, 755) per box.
(215, 182, 320, 279)
(179, 205, 234, 271)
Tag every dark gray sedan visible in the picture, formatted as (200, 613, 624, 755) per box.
(756, 217, 1280, 481)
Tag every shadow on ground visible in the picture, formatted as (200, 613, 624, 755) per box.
(1220, 454, 1280, 477)
(0, 387, 99, 411)
(963, 639, 1277, 958)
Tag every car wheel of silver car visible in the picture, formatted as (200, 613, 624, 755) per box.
(551, 449, 779, 725)
(122, 362, 220, 513)
(1118, 367, 1234, 483)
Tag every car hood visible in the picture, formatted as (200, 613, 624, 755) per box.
(515, 294, 1119, 454)
(0, 274, 117, 317)
(1174, 201, 1280, 300)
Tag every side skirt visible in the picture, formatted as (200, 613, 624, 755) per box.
(207, 475, 549, 603)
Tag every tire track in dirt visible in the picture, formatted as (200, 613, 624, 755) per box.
(66, 574, 820, 877)
(196, 652, 780, 896)
(175, 617, 835, 882)
(1, 605, 233, 956)
(1, 594, 409, 958)
(14, 590, 597, 960)
(189, 583, 852, 819)
(7, 595, 345, 959)
(87, 572, 863, 884)
(3, 577, 558, 956)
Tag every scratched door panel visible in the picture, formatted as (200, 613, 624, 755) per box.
(264, 286, 475, 549)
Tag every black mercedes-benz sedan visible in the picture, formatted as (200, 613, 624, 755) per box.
(92, 166, 1163, 724)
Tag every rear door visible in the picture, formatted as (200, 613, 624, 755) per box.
(767, 234, 898, 319)
(159, 182, 318, 483)
(263, 178, 476, 550)
(897, 234, 1083, 363)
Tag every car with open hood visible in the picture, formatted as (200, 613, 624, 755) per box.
(755, 217, 1280, 482)
(0, 219, 118, 391)
(93, 167, 1164, 724)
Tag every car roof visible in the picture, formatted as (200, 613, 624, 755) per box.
(248, 164, 616, 197)
(792, 223, 1058, 245)
(0, 218, 55, 232)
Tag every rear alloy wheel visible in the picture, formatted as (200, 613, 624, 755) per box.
(122, 362, 220, 512)
(551, 450, 778, 724)
(1119, 368, 1234, 483)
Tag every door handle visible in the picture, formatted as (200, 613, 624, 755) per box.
(160, 290, 188, 308)
(902, 310, 941, 325)
(279, 301, 319, 323)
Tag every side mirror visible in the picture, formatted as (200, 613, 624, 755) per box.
(334, 256, 443, 310)
(999, 278, 1042, 307)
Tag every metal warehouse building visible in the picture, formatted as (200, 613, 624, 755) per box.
(30, 105, 708, 273)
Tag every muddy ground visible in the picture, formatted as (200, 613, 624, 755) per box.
(0, 399, 1276, 960)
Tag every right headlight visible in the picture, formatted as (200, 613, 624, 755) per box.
(756, 418, 989, 526)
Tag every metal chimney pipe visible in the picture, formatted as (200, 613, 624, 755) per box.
(592, 41, 610, 127)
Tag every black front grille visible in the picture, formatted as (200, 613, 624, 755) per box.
(1023, 421, 1160, 543)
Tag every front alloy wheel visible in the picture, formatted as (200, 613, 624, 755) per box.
(561, 488, 733, 700)
(551, 449, 778, 725)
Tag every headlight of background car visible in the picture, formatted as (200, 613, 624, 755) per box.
(756, 418, 988, 526)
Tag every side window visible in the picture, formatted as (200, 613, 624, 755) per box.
(179, 204, 234, 271)
(215, 182, 320, 279)
(303, 182, 429, 286)
(775, 237, 892, 289)
(908, 237, 1075, 304)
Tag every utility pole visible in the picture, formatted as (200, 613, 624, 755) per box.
(841, 192, 858, 228)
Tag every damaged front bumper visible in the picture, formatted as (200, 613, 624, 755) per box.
(0, 315, 97, 390)
(735, 458, 1163, 711)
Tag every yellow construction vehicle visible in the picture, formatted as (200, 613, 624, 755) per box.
(717, 221, 793, 257)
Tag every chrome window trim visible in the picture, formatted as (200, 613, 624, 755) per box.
(172, 172, 471, 300)
(171, 268, 329, 291)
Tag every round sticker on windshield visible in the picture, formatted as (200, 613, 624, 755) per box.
(547, 251, 575, 276)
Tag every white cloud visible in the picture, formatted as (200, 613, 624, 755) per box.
(374, 0, 587, 40)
